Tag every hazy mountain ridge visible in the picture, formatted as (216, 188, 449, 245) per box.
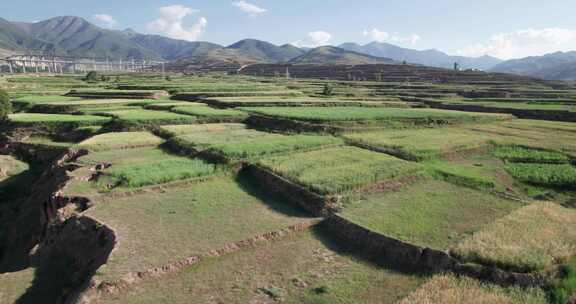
(339, 42, 502, 70)
(490, 51, 576, 80)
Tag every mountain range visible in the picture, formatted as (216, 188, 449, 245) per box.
(339, 42, 502, 70)
(489, 51, 576, 81)
(1, 16, 576, 80)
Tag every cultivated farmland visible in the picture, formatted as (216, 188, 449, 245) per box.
(1, 72, 575, 304)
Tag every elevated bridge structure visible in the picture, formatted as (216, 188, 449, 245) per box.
(0, 54, 165, 74)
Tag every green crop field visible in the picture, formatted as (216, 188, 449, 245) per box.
(12, 95, 83, 105)
(463, 120, 576, 156)
(101, 109, 201, 124)
(343, 127, 492, 160)
(171, 106, 248, 119)
(203, 97, 388, 107)
(241, 106, 510, 123)
(8, 113, 111, 126)
(105, 158, 216, 189)
(445, 100, 576, 111)
(173, 127, 344, 160)
(340, 180, 522, 249)
(504, 163, 576, 188)
(492, 145, 571, 163)
(257, 146, 423, 195)
(76, 146, 217, 190)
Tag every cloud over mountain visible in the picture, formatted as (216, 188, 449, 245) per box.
(147, 5, 207, 41)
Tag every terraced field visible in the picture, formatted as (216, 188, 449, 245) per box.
(0, 73, 575, 304)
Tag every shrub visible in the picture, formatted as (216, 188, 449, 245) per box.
(551, 257, 576, 304)
(84, 71, 100, 82)
(0, 89, 11, 122)
(322, 83, 334, 96)
(258, 287, 284, 300)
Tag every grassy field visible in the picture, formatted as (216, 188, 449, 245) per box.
(257, 146, 423, 195)
(171, 106, 248, 120)
(8, 113, 111, 126)
(492, 145, 571, 164)
(0, 268, 36, 304)
(143, 101, 206, 110)
(463, 120, 576, 156)
(0, 155, 29, 182)
(96, 230, 424, 304)
(505, 163, 576, 188)
(160, 123, 247, 136)
(423, 159, 500, 191)
(105, 158, 216, 189)
(241, 106, 511, 123)
(85, 176, 310, 282)
(101, 109, 201, 125)
(76, 147, 217, 190)
(446, 99, 576, 111)
(173, 128, 345, 161)
(78, 132, 164, 151)
(398, 274, 547, 304)
(340, 180, 522, 250)
(3, 74, 576, 303)
(203, 97, 389, 107)
(343, 127, 492, 160)
(12, 95, 83, 104)
(453, 202, 576, 272)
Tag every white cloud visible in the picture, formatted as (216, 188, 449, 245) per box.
(457, 28, 576, 59)
(147, 5, 207, 41)
(293, 31, 332, 48)
(93, 14, 117, 28)
(232, 1, 267, 17)
(363, 28, 421, 45)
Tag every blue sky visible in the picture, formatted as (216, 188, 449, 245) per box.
(2, 0, 576, 59)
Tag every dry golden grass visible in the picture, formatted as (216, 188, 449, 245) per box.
(160, 123, 247, 136)
(77, 132, 164, 151)
(398, 274, 546, 304)
(453, 201, 576, 272)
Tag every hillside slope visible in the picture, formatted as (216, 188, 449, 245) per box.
(227, 39, 304, 62)
(290, 46, 395, 65)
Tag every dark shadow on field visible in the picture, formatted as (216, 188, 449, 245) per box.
(0, 164, 45, 273)
(16, 217, 116, 304)
(309, 223, 429, 277)
(15, 261, 75, 304)
(234, 169, 312, 219)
